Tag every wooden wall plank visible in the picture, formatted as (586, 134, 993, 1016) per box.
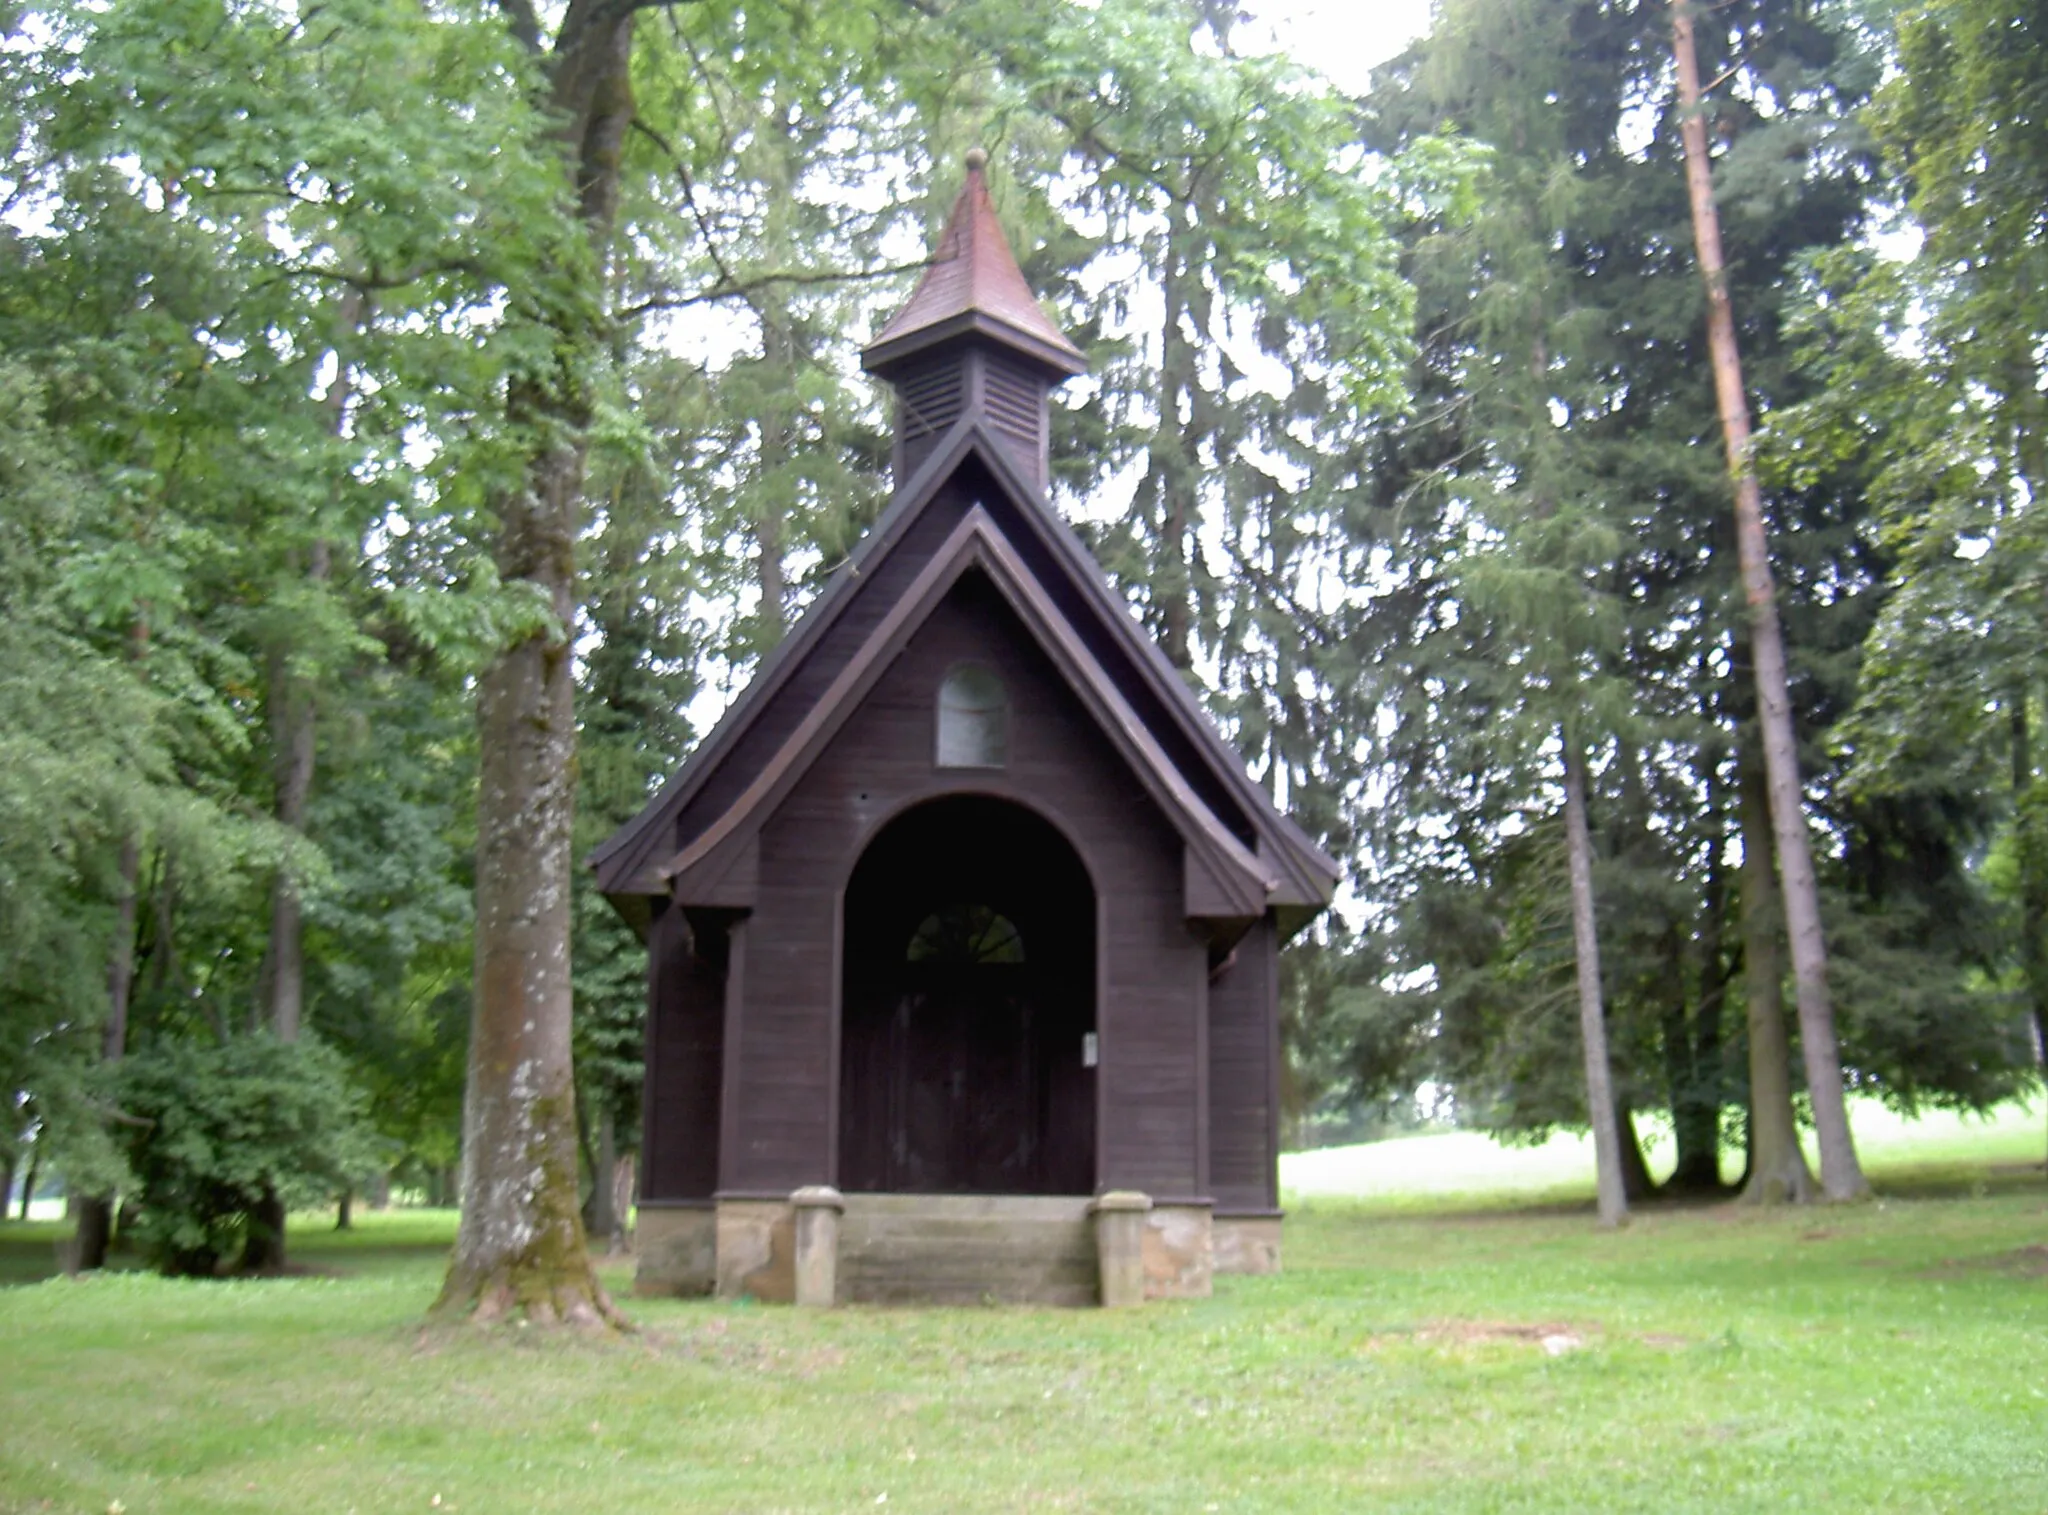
(718, 569, 1208, 1197)
(641, 905, 725, 1201)
(1206, 916, 1279, 1212)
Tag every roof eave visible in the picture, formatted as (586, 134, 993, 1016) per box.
(862, 309, 1087, 379)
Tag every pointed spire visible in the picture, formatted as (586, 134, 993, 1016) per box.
(862, 149, 1087, 380)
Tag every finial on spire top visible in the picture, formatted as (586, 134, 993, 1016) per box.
(861, 144, 1086, 383)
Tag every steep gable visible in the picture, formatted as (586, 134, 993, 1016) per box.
(591, 421, 1336, 931)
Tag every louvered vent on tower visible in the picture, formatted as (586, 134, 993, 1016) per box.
(982, 355, 1044, 460)
(894, 355, 965, 480)
(897, 358, 965, 441)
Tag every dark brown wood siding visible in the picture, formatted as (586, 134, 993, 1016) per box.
(1207, 915, 1280, 1212)
(670, 475, 976, 863)
(969, 487, 1258, 850)
(718, 569, 1205, 1196)
(641, 904, 725, 1202)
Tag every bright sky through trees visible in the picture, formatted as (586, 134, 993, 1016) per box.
(1251, 0, 1433, 90)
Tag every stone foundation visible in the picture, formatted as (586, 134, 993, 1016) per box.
(1141, 1200, 1214, 1299)
(1212, 1214, 1282, 1275)
(683, 1191, 1244, 1306)
(714, 1197, 796, 1302)
(633, 1204, 716, 1297)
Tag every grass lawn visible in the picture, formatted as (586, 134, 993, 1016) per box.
(1283, 1096, 2047, 1209)
(1, 1114, 2043, 1513)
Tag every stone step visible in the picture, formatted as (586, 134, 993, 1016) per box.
(842, 1216, 1093, 1244)
(835, 1193, 1100, 1306)
(848, 1276, 1099, 1308)
(840, 1193, 1092, 1220)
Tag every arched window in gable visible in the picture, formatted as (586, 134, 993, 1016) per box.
(935, 663, 1007, 768)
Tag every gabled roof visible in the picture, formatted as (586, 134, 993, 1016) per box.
(861, 151, 1087, 381)
(657, 504, 1279, 920)
(590, 417, 1340, 927)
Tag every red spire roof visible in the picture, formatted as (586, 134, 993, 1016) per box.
(862, 150, 1087, 379)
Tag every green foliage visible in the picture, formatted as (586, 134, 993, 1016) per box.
(104, 1035, 381, 1276)
(1316, 0, 2031, 1161)
(1774, 0, 2048, 1102)
(6, 0, 2042, 1232)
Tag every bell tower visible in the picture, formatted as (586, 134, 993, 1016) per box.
(861, 148, 1088, 493)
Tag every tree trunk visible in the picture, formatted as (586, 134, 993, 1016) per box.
(2011, 691, 2048, 1171)
(1671, 745, 1732, 1195)
(261, 284, 360, 1051)
(612, 1150, 635, 1251)
(1616, 1100, 1658, 1204)
(244, 605, 322, 1271)
(1564, 738, 1628, 1227)
(73, 827, 143, 1272)
(1149, 196, 1201, 670)
(1738, 735, 1817, 1204)
(336, 1188, 352, 1231)
(1, 1146, 15, 1222)
(755, 306, 790, 649)
(260, 632, 318, 1044)
(436, 1, 637, 1329)
(1671, 0, 1867, 1201)
(242, 1193, 288, 1273)
(18, 1140, 41, 1221)
(586, 1103, 619, 1253)
(1662, 922, 1724, 1195)
(437, 426, 613, 1323)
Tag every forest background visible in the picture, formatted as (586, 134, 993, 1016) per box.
(2, 0, 2043, 1278)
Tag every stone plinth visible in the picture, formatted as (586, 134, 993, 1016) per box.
(791, 1185, 845, 1308)
(1090, 1190, 1152, 1307)
(634, 1204, 716, 1297)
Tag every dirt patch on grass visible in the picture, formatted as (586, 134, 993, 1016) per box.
(1363, 1320, 1693, 1354)
(1925, 1244, 2048, 1280)
(1365, 1320, 1592, 1355)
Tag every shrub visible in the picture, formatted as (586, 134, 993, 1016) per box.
(109, 1034, 381, 1276)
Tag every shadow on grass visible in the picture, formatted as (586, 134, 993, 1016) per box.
(0, 1208, 466, 1288)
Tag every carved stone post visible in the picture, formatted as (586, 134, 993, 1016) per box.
(1090, 1190, 1151, 1308)
(791, 1186, 845, 1308)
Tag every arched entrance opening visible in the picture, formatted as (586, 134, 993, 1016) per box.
(839, 795, 1096, 1195)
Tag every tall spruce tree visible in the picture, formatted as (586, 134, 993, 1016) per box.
(1671, 0, 1867, 1201)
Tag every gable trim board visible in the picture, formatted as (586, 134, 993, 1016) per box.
(591, 418, 1338, 926)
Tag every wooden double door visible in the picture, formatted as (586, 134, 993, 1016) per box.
(875, 960, 1043, 1192)
(838, 799, 1096, 1195)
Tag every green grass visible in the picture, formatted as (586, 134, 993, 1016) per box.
(1283, 1096, 2046, 1211)
(2, 1118, 2044, 1514)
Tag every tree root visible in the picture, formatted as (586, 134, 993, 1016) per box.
(432, 1256, 631, 1333)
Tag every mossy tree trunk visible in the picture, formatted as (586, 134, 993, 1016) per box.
(435, 0, 648, 1329)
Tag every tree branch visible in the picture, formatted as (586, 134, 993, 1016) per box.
(618, 260, 931, 320)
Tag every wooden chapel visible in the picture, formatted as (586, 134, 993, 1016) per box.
(591, 151, 1337, 1306)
